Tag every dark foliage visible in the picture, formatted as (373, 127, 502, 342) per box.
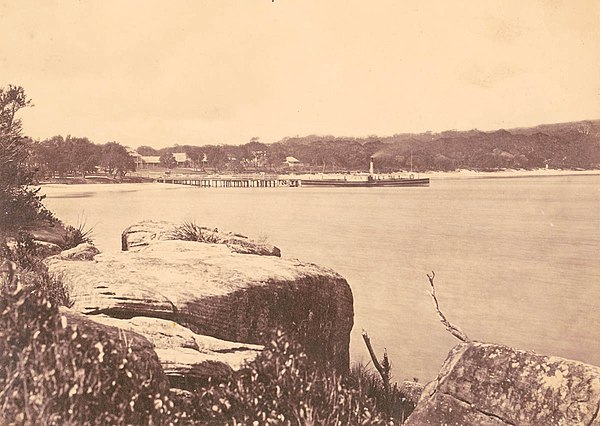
(0, 85, 55, 232)
(31, 135, 101, 178)
(100, 141, 135, 178)
(348, 362, 416, 424)
(1, 231, 72, 307)
(0, 287, 172, 425)
(177, 330, 413, 425)
(159, 150, 177, 169)
(30, 137, 134, 180)
(137, 120, 600, 173)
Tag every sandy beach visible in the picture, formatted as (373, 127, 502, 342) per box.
(426, 168, 600, 180)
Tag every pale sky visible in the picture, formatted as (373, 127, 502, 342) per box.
(1, 0, 599, 148)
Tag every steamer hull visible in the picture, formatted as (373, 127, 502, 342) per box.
(300, 177, 430, 187)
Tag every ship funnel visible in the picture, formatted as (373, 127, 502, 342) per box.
(369, 156, 374, 175)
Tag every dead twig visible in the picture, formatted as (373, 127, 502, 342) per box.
(361, 330, 391, 395)
(427, 271, 469, 342)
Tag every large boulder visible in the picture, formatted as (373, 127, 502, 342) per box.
(48, 234, 353, 375)
(120, 221, 176, 251)
(121, 220, 281, 257)
(405, 342, 600, 426)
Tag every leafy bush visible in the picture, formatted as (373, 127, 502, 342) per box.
(0, 230, 41, 270)
(0, 287, 172, 425)
(0, 184, 55, 230)
(176, 330, 407, 425)
(348, 363, 416, 423)
(1, 231, 72, 307)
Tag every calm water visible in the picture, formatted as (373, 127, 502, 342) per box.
(41, 175, 600, 381)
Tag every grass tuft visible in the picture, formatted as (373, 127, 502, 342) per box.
(171, 220, 220, 244)
(61, 220, 94, 250)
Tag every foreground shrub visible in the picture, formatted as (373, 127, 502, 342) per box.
(348, 363, 416, 423)
(0, 288, 172, 425)
(176, 330, 405, 425)
(1, 231, 72, 307)
(0, 230, 41, 271)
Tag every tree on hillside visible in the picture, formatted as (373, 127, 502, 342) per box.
(68, 136, 101, 177)
(0, 85, 54, 232)
(159, 151, 176, 169)
(31, 136, 69, 178)
(265, 143, 288, 171)
(100, 142, 135, 179)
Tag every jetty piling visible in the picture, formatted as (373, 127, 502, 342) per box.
(158, 175, 300, 188)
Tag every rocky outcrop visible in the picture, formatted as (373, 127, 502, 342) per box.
(405, 342, 600, 426)
(48, 224, 353, 384)
(91, 315, 263, 383)
(49, 242, 99, 261)
(32, 240, 62, 258)
(121, 220, 281, 257)
(24, 220, 67, 247)
(120, 221, 175, 251)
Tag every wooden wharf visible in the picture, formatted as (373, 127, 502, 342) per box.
(157, 174, 301, 188)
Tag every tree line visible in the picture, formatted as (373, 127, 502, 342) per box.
(145, 121, 600, 173)
(28, 122, 600, 178)
(30, 136, 134, 179)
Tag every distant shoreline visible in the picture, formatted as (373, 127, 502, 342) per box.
(38, 176, 154, 185)
(38, 169, 600, 186)
(426, 169, 600, 180)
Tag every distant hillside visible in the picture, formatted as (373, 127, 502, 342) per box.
(146, 120, 600, 172)
(271, 120, 600, 172)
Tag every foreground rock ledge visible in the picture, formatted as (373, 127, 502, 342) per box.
(405, 342, 600, 426)
(47, 227, 354, 379)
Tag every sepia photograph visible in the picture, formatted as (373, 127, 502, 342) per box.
(1, 1, 599, 424)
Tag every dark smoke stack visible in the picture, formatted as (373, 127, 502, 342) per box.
(369, 156, 374, 175)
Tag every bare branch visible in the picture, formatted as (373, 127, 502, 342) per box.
(427, 271, 469, 342)
(361, 330, 390, 394)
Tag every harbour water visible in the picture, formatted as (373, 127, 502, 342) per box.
(41, 174, 600, 382)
